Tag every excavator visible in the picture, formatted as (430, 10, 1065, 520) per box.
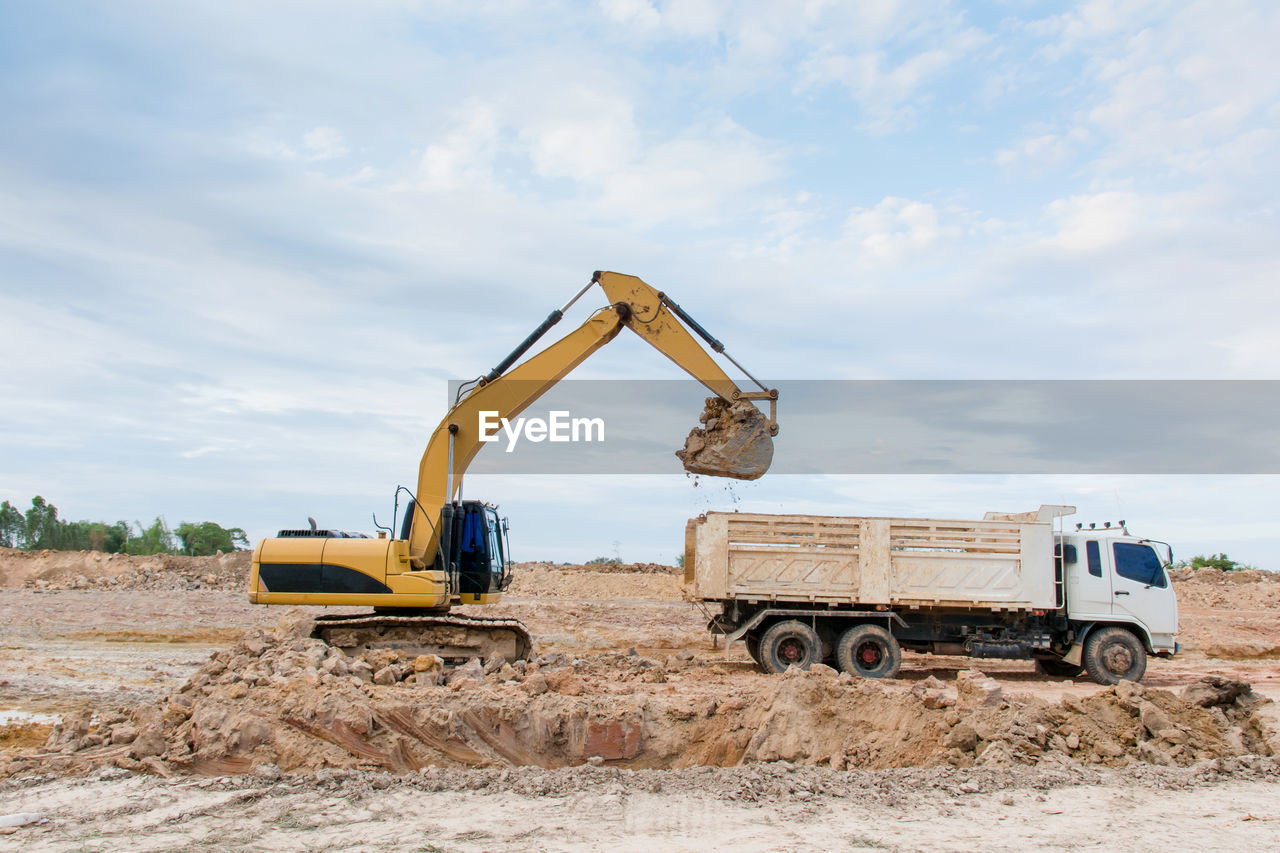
(248, 271, 779, 662)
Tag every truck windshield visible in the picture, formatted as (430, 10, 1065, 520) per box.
(1113, 542, 1166, 588)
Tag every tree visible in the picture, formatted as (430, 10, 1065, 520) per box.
(0, 500, 23, 548)
(126, 517, 176, 555)
(174, 521, 249, 556)
(23, 496, 62, 550)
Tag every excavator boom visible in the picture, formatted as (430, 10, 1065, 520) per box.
(405, 271, 777, 564)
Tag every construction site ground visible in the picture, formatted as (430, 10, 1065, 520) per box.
(1, 549, 1279, 851)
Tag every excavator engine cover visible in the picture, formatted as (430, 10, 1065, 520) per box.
(676, 397, 775, 480)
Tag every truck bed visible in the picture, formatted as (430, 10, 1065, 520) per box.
(686, 511, 1058, 610)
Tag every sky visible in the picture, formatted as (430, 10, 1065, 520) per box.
(1, 0, 1278, 567)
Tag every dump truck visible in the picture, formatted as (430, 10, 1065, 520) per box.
(687, 505, 1178, 684)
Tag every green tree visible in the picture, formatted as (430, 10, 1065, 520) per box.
(126, 517, 176, 555)
(23, 496, 63, 550)
(174, 521, 249, 556)
(0, 500, 23, 548)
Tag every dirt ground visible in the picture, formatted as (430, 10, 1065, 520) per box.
(0, 551, 1278, 850)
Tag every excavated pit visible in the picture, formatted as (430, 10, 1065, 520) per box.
(676, 397, 774, 481)
(7, 617, 1273, 779)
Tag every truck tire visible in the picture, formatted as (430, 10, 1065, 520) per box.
(758, 620, 820, 674)
(745, 632, 761, 664)
(1083, 627, 1147, 685)
(1035, 657, 1085, 678)
(835, 624, 902, 679)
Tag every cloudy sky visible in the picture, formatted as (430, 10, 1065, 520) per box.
(2, 1, 1278, 567)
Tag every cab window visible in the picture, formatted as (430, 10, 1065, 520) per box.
(1086, 540, 1101, 577)
(1113, 542, 1166, 588)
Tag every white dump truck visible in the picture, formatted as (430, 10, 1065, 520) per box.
(685, 506, 1178, 684)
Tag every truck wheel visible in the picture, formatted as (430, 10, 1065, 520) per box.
(1083, 627, 1147, 685)
(1035, 657, 1084, 678)
(745, 632, 761, 665)
(836, 624, 902, 679)
(758, 620, 820, 674)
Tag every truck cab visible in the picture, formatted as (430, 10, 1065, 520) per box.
(1061, 526, 1178, 655)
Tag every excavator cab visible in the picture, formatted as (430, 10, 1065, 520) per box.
(451, 502, 509, 597)
(399, 499, 510, 600)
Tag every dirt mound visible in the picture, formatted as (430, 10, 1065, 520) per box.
(1168, 568, 1280, 659)
(515, 560, 679, 575)
(0, 547, 250, 591)
(1169, 568, 1280, 611)
(5, 620, 1272, 779)
(508, 563, 683, 600)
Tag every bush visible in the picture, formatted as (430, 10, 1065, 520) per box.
(1176, 553, 1257, 572)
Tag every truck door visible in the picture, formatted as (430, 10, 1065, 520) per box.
(1110, 541, 1177, 635)
(1066, 539, 1113, 620)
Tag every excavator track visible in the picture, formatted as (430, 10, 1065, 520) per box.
(313, 613, 533, 665)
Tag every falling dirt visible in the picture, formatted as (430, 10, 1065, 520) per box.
(676, 396, 774, 480)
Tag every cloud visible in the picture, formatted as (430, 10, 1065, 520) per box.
(995, 127, 1091, 168)
(302, 126, 348, 160)
(419, 103, 503, 191)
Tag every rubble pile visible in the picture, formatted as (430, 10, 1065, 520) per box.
(4, 619, 1272, 780)
(3, 549, 252, 592)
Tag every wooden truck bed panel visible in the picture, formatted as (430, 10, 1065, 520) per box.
(688, 511, 1056, 609)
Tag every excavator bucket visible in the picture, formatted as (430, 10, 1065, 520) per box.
(676, 397, 775, 480)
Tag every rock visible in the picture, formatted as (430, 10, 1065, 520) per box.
(545, 667, 586, 696)
(253, 763, 281, 780)
(227, 682, 249, 700)
(1139, 701, 1174, 738)
(956, 670, 1002, 710)
(412, 655, 444, 673)
(976, 740, 1015, 767)
(1066, 732, 1080, 750)
(349, 661, 374, 683)
(128, 726, 167, 760)
(412, 669, 442, 686)
(321, 656, 348, 677)
(373, 666, 400, 686)
(946, 723, 980, 752)
(1137, 740, 1172, 765)
(272, 611, 315, 642)
(521, 672, 549, 695)
(445, 658, 485, 686)
(109, 724, 139, 745)
(483, 655, 507, 675)
(807, 664, 838, 679)
(139, 756, 172, 777)
(1114, 680, 1145, 708)
(675, 649, 695, 661)
(1182, 676, 1252, 708)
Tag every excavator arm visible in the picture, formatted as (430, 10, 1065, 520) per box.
(405, 270, 778, 564)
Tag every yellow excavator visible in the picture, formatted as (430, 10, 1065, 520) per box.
(248, 271, 779, 662)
